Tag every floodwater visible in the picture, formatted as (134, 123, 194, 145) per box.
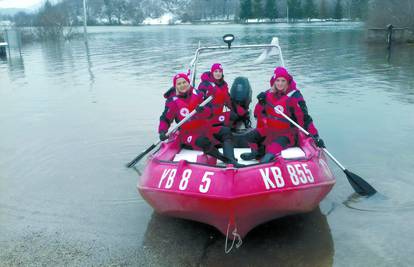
(1, 23, 413, 266)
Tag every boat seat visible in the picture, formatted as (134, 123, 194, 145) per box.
(172, 148, 258, 165)
(172, 149, 217, 165)
(281, 147, 306, 160)
(173, 147, 306, 165)
(218, 147, 306, 165)
(173, 149, 204, 163)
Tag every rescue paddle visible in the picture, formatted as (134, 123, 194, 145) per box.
(126, 95, 213, 168)
(274, 108, 377, 196)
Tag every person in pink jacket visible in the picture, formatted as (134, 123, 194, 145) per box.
(241, 67, 325, 163)
(158, 73, 242, 166)
(197, 63, 250, 128)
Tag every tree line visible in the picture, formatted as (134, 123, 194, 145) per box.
(4, 0, 370, 28)
(239, 0, 368, 21)
(3, 0, 411, 41)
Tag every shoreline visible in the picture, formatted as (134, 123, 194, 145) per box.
(85, 18, 361, 27)
(4, 21, 414, 45)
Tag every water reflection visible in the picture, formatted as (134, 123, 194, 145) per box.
(4, 56, 25, 81)
(363, 43, 414, 104)
(142, 208, 333, 266)
(40, 41, 66, 75)
(84, 41, 95, 84)
(84, 40, 97, 104)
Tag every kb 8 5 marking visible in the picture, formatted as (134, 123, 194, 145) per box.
(158, 168, 214, 193)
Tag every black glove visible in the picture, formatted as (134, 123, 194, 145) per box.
(159, 131, 168, 141)
(257, 92, 266, 105)
(195, 106, 205, 113)
(244, 117, 252, 128)
(312, 135, 325, 148)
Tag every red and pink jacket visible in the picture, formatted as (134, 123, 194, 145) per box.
(254, 86, 319, 137)
(198, 72, 248, 119)
(158, 87, 212, 134)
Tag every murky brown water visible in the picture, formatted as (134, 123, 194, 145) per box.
(1, 23, 413, 266)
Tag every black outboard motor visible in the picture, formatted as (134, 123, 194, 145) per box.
(230, 76, 252, 109)
(230, 76, 253, 130)
(230, 77, 253, 147)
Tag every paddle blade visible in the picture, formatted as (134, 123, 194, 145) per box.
(126, 144, 156, 168)
(344, 169, 377, 196)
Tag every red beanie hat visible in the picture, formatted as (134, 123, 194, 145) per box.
(270, 67, 292, 87)
(210, 63, 223, 73)
(173, 73, 190, 87)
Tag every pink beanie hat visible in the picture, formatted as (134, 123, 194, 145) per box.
(173, 73, 190, 87)
(210, 63, 223, 73)
(270, 67, 292, 87)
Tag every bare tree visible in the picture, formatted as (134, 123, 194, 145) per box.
(125, 0, 145, 25)
(34, 1, 77, 40)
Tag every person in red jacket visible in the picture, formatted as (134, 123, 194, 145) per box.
(197, 63, 249, 129)
(241, 67, 325, 163)
(159, 73, 242, 166)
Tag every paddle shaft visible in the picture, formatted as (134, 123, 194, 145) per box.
(274, 101, 376, 196)
(274, 108, 346, 171)
(126, 95, 213, 167)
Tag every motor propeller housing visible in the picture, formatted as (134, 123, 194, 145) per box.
(230, 76, 252, 109)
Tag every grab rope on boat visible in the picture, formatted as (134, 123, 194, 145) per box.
(224, 219, 243, 254)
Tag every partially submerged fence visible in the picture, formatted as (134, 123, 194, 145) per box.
(0, 28, 22, 58)
(367, 25, 412, 45)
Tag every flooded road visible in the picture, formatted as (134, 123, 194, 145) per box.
(1, 23, 413, 266)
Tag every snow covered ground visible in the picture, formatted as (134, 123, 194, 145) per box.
(142, 13, 177, 25)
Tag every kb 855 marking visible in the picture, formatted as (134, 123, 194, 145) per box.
(260, 163, 314, 190)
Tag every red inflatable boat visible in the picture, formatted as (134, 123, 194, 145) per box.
(132, 37, 377, 244)
(136, 37, 337, 240)
(138, 131, 335, 239)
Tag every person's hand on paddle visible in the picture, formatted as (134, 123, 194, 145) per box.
(312, 135, 325, 148)
(159, 131, 168, 141)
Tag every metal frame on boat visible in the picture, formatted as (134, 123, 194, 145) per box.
(188, 36, 285, 86)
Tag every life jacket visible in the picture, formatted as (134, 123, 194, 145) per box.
(172, 88, 205, 131)
(199, 71, 229, 116)
(211, 84, 229, 115)
(254, 104, 266, 129)
(263, 89, 297, 132)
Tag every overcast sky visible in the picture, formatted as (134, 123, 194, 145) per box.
(0, 0, 43, 8)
